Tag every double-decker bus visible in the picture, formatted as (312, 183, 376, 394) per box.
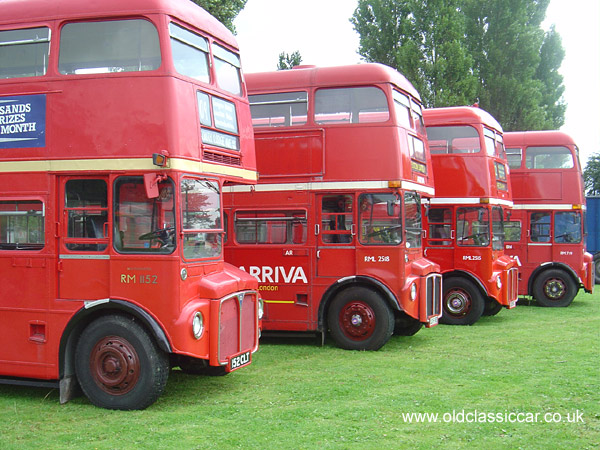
(504, 131, 594, 306)
(423, 106, 519, 325)
(224, 64, 442, 351)
(0, 0, 261, 410)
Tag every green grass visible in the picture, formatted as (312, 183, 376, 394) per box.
(1, 290, 599, 449)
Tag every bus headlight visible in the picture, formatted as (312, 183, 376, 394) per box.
(258, 298, 264, 320)
(192, 311, 204, 339)
(496, 276, 502, 289)
(410, 283, 417, 301)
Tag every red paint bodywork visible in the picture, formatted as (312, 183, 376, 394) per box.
(0, 0, 259, 388)
(423, 106, 519, 308)
(224, 64, 442, 338)
(504, 130, 594, 296)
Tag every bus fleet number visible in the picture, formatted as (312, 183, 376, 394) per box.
(364, 256, 390, 263)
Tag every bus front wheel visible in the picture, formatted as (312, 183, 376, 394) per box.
(327, 287, 394, 351)
(75, 315, 169, 410)
(440, 278, 485, 325)
(533, 269, 577, 307)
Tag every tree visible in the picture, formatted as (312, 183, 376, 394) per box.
(277, 51, 303, 70)
(192, 0, 247, 33)
(351, 0, 478, 107)
(535, 25, 566, 128)
(351, 0, 566, 130)
(462, 0, 565, 130)
(584, 153, 600, 196)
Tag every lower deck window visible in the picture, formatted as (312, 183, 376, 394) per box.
(235, 210, 307, 245)
(0, 200, 44, 250)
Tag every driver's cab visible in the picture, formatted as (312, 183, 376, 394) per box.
(114, 176, 176, 253)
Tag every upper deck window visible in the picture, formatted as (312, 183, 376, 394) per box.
(393, 90, 424, 133)
(169, 23, 209, 83)
(249, 91, 308, 127)
(525, 146, 574, 169)
(59, 20, 160, 75)
(483, 128, 495, 156)
(213, 44, 242, 96)
(426, 125, 480, 154)
(408, 135, 427, 170)
(393, 90, 412, 129)
(506, 147, 522, 169)
(315, 87, 389, 124)
(0, 27, 50, 79)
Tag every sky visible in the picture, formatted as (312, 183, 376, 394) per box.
(234, 0, 600, 168)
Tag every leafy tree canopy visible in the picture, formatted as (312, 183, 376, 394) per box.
(277, 51, 303, 70)
(584, 153, 600, 196)
(351, 0, 565, 131)
(192, 0, 247, 34)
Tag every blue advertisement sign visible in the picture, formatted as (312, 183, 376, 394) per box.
(0, 94, 46, 149)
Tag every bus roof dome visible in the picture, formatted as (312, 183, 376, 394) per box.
(0, 0, 238, 49)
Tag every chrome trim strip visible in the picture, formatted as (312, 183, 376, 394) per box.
(59, 254, 110, 260)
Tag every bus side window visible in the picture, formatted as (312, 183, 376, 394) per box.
(0, 200, 45, 250)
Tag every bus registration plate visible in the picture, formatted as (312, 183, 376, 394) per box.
(228, 351, 251, 372)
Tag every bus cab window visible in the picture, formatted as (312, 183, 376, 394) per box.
(359, 193, 402, 246)
(554, 211, 581, 243)
(114, 177, 175, 253)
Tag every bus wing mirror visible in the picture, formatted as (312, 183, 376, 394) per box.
(144, 173, 166, 199)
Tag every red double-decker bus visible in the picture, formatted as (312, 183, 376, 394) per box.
(224, 64, 442, 351)
(423, 106, 519, 325)
(504, 130, 594, 306)
(0, 0, 262, 409)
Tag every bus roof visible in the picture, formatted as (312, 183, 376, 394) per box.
(246, 63, 422, 101)
(0, 0, 238, 49)
(423, 106, 503, 133)
(504, 130, 577, 148)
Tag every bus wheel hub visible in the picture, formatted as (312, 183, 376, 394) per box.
(446, 290, 470, 315)
(545, 279, 565, 299)
(340, 301, 375, 339)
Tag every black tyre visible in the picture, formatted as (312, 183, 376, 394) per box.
(327, 287, 394, 351)
(482, 299, 502, 316)
(179, 356, 227, 376)
(393, 312, 423, 336)
(593, 254, 600, 285)
(75, 315, 169, 410)
(440, 278, 485, 325)
(532, 269, 577, 307)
